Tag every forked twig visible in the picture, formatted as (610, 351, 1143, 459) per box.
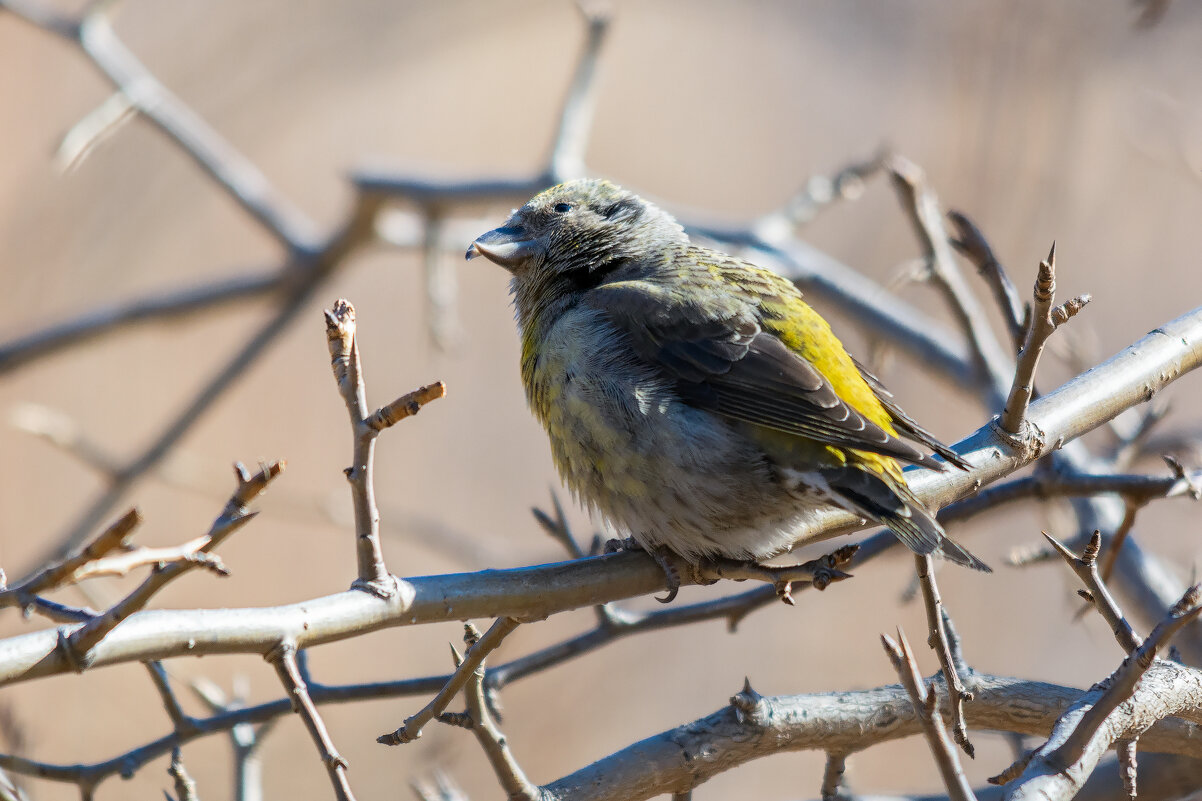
(1044, 531, 1141, 653)
(914, 554, 975, 757)
(881, 629, 976, 801)
(325, 298, 445, 592)
(999, 244, 1091, 435)
(378, 618, 520, 746)
(65, 461, 283, 665)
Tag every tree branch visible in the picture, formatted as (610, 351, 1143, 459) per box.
(324, 299, 444, 590)
(913, 555, 975, 758)
(881, 629, 975, 801)
(1003, 587, 1202, 798)
(268, 643, 354, 801)
(535, 673, 1202, 801)
(378, 618, 520, 746)
(0, 305, 1198, 684)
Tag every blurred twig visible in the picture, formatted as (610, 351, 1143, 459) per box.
(947, 209, 1027, 353)
(888, 155, 1013, 405)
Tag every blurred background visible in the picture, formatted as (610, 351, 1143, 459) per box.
(2, 1, 1202, 798)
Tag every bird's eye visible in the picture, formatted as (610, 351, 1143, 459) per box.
(553, 203, 572, 214)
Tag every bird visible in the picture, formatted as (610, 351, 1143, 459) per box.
(466, 178, 988, 595)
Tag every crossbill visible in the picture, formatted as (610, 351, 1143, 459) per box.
(467, 178, 988, 579)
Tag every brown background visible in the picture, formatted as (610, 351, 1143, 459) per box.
(2, 1, 1202, 798)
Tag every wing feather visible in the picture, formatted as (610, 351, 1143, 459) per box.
(586, 279, 942, 468)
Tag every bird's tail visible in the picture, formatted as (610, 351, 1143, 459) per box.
(821, 466, 991, 572)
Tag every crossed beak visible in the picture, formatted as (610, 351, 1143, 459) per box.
(465, 225, 540, 271)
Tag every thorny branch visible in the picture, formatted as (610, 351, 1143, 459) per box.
(0, 300, 1198, 796)
(913, 554, 975, 758)
(378, 617, 520, 746)
(1044, 531, 1142, 654)
(881, 629, 975, 801)
(454, 625, 539, 801)
(1001, 585, 1202, 799)
(0, 508, 141, 618)
(166, 748, 198, 801)
(999, 244, 1091, 435)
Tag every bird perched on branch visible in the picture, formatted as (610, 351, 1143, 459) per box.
(467, 178, 988, 595)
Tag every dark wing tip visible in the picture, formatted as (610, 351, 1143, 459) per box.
(939, 539, 992, 572)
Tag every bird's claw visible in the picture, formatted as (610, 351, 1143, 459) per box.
(651, 547, 681, 603)
(601, 538, 681, 602)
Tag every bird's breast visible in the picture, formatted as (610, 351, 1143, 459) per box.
(517, 307, 803, 560)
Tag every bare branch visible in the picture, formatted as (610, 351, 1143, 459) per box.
(0, 270, 282, 375)
(547, 1, 612, 181)
(753, 150, 888, 242)
(268, 644, 354, 801)
(54, 90, 135, 172)
(819, 752, 847, 801)
(1116, 738, 1138, 801)
(71, 538, 229, 582)
(0, 508, 140, 613)
(947, 209, 1027, 352)
(1003, 586, 1202, 798)
(1053, 587, 1202, 768)
(940, 466, 1202, 523)
(7, 661, 1202, 797)
(366, 382, 447, 432)
(1044, 531, 1142, 653)
(26, 3, 318, 249)
(325, 299, 388, 588)
(0, 298, 1196, 689)
(189, 676, 271, 801)
(999, 244, 1091, 434)
(166, 748, 198, 801)
(532, 492, 588, 561)
(887, 155, 1013, 400)
(913, 555, 974, 758)
(379, 618, 520, 745)
(145, 662, 192, 734)
(63, 461, 282, 665)
(460, 627, 539, 801)
(326, 298, 446, 589)
(21, 275, 322, 576)
(534, 672, 1202, 801)
(881, 630, 975, 801)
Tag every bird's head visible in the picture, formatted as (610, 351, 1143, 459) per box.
(466, 179, 685, 290)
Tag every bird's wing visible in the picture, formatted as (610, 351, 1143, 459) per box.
(585, 278, 943, 469)
(852, 357, 971, 470)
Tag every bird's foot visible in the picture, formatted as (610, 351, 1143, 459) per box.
(601, 538, 683, 603)
(650, 546, 682, 604)
(603, 536, 641, 554)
